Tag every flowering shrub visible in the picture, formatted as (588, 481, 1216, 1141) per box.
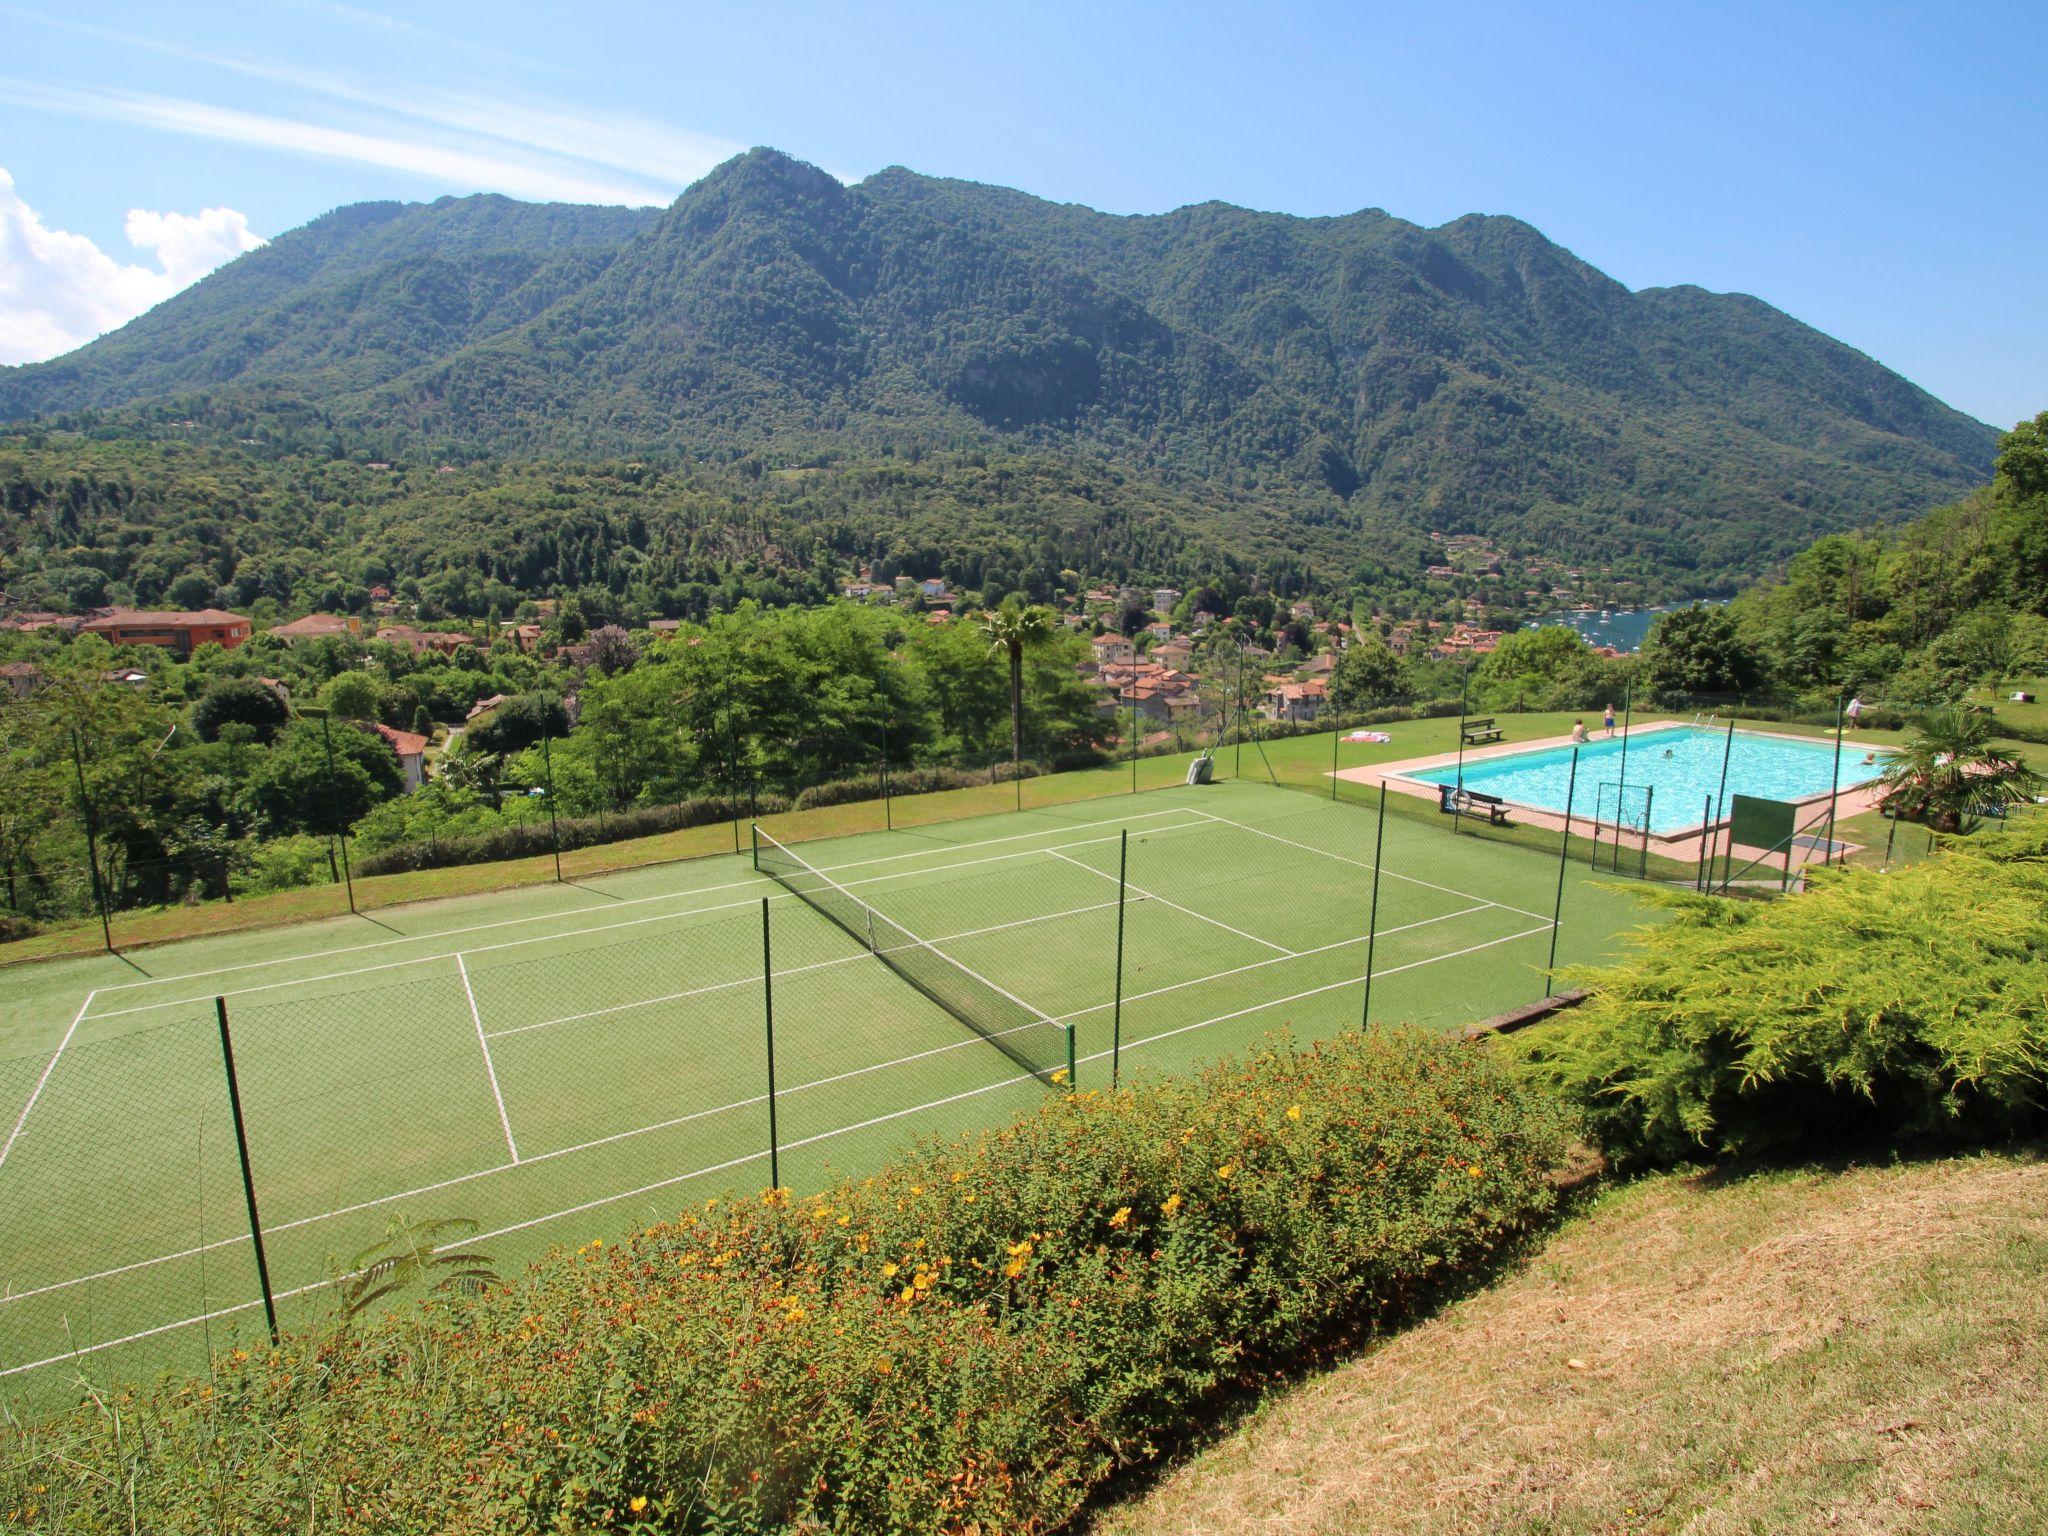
(6, 1028, 1569, 1534)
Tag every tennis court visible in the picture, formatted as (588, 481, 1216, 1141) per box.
(0, 778, 1647, 1406)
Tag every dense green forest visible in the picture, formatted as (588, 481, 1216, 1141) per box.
(0, 148, 1998, 589)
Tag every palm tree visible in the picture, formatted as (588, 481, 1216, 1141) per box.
(980, 599, 1057, 777)
(1877, 706, 2042, 832)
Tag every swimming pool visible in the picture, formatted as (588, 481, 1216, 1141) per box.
(1401, 726, 1888, 835)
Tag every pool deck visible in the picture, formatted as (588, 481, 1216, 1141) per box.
(1335, 719, 1895, 876)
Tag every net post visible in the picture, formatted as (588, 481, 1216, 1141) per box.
(215, 996, 279, 1347)
(748, 823, 760, 872)
(1112, 827, 1128, 1087)
(69, 726, 114, 953)
(760, 898, 779, 1190)
(1360, 780, 1387, 1029)
(1546, 748, 1578, 997)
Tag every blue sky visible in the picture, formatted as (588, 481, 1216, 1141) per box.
(1, 0, 2040, 429)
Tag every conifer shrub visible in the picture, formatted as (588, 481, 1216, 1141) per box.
(5, 1028, 1569, 1534)
(1512, 817, 2048, 1165)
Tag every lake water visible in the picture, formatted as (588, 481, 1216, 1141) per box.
(1532, 599, 1729, 654)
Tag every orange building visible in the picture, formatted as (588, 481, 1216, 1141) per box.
(79, 608, 251, 655)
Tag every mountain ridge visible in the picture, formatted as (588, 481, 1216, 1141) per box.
(0, 147, 1998, 587)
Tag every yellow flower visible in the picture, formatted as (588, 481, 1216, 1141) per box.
(837, 1214, 852, 1226)
(1003, 1258, 1026, 1278)
(1216, 1163, 1236, 1180)
(875, 1356, 894, 1376)
(881, 1261, 900, 1278)
(1006, 1239, 1033, 1258)
(629, 1495, 648, 1513)
(1468, 1164, 1485, 1179)
(900, 1284, 917, 1304)
(1162, 1192, 1183, 1217)
(913, 1269, 935, 1290)
(1286, 1104, 1302, 1121)
(785, 1306, 807, 1323)
(1051, 1068, 1069, 1084)
(1108, 1206, 1131, 1229)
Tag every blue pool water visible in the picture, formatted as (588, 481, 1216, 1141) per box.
(1404, 727, 1888, 834)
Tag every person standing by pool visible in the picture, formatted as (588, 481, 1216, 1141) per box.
(1571, 719, 1590, 744)
(1602, 703, 1615, 737)
(1846, 695, 1864, 724)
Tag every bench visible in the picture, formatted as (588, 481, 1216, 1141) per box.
(1437, 782, 1511, 826)
(1461, 716, 1503, 745)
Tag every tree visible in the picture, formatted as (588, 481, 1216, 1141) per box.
(1877, 706, 2043, 832)
(190, 678, 288, 743)
(244, 720, 405, 835)
(1472, 625, 1598, 710)
(1638, 606, 1764, 700)
(980, 600, 1057, 770)
(1327, 632, 1402, 714)
(322, 671, 383, 722)
(465, 694, 569, 756)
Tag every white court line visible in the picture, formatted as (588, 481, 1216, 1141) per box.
(0, 915, 1553, 1380)
(0, 989, 96, 1174)
(1193, 810, 1553, 924)
(3, 897, 1502, 1311)
(1045, 848, 1296, 956)
(82, 816, 1221, 1024)
(84, 804, 1204, 999)
(482, 895, 1126, 1041)
(457, 954, 519, 1165)
(1079, 920, 1556, 1067)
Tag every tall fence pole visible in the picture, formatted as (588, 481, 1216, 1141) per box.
(760, 898, 779, 1189)
(1546, 748, 1579, 997)
(1359, 781, 1388, 1029)
(1234, 641, 1245, 779)
(1695, 794, 1713, 890)
(1130, 691, 1139, 795)
(540, 729, 563, 882)
(1639, 784, 1654, 879)
(1330, 726, 1339, 799)
(317, 712, 356, 914)
(1823, 696, 1845, 868)
(1112, 828, 1128, 1087)
(1451, 664, 1473, 831)
(1711, 716, 1737, 894)
(68, 727, 113, 953)
(215, 996, 279, 1346)
(881, 716, 892, 831)
(1612, 680, 1633, 856)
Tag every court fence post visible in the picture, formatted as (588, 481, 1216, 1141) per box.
(1360, 781, 1388, 1029)
(1695, 794, 1712, 890)
(68, 727, 114, 953)
(214, 996, 279, 1346)
(1451, 665, 1473, 834)
(1546, 748, 1578, 998)
(1065, 1023, 1077, 1093)
(1823, 696, 1845, 868)
(1639, 785, 1654, 879)
(1112, 828, 1128, 1087)
(1331, 727, 1339, 800)
(315, 712, 356, 914)
(541, 729, 563, 883)
(881, 717, 892, 831)
(760, 898, 779, 1190)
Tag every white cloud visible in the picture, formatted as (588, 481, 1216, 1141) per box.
(0, 166, 265, 364)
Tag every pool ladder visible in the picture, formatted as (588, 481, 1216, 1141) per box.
(1690, 711, 1719, 729)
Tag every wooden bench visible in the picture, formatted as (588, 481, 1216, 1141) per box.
(1437, 782, 1511, 826)
(1461, 716, 1503, 745)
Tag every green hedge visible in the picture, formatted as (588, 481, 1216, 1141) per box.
(5, 1029, 1570, 1534)
(1511, 815, 2048, 1166)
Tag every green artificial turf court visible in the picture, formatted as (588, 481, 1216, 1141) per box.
(0, 778, 1651, 1410)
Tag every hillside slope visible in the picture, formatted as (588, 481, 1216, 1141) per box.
(1093, 1149, 2048, 1535)
(0, 150, 1997, 585)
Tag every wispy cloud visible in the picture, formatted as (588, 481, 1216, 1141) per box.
(0, 78, 674, 206)
(0, 164, 264, 363)
(5, 9, 768, 202)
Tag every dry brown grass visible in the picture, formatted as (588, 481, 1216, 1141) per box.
(1091, 1149, 2048, 1536)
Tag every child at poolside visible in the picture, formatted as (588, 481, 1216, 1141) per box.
(1603, 704, 1616, 736)
(1571, 719, 1589, 744)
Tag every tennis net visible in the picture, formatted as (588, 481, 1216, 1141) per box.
(751, 826, 1075, 1087)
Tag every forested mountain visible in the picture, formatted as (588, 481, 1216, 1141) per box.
(0, 148, 2000, 589)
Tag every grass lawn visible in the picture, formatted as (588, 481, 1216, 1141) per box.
(0, 778, 1655, 1412)
(1092, 1145, 2048, 1536)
